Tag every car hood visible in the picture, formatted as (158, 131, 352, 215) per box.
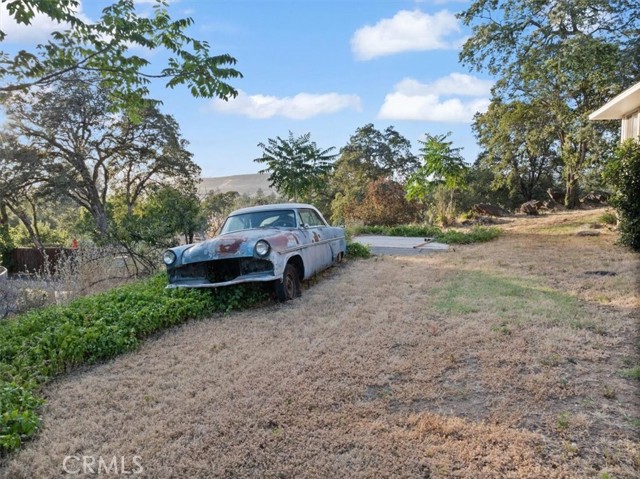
(180, 228, 302, 265)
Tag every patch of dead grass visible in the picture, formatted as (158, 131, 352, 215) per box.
(412, 413, 575, 478)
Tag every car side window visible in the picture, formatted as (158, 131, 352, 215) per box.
(298, 209, 326, 227)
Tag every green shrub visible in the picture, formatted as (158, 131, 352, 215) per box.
(605, 139, 640, 251)
(0, 382, 42, 450)
(348, 224, 501, 244)
(436, 226, 502, 244)
(0, 274, 266, 451)
(619, 366, 640, 380)
(598, 211, 618, 226)
(346, 241, 371, 259)
(349, 224, 442, 238)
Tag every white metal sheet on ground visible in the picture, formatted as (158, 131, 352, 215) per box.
(353, 235, 449, 251)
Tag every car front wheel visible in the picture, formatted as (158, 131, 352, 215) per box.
(275, 263, 301, 301)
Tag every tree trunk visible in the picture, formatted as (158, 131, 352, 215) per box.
(9, 205, 45, 251)
(564, 170, 579, 209)
(91, 204, 109, 238)
(0, 201, 8, 226)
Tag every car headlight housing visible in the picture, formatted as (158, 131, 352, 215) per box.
(163, 250, 177, 266)
(255, 240, 270, 257)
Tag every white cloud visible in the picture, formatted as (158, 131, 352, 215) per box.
(211, 90, 362, 120)
(378, 74, 492, 122)
(0, 1, 91, 43)
(351, 10, 462, 60)
(395, 73, 493, 97)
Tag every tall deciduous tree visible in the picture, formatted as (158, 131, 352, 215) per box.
(110, 105, 201, 215)
(255, 131, 336, 202)
(406, 133, 468, 225)
(459, 0, 638, 207)
(4, 74, 199, 239)
(473, 99, 559, 202)
(5, 76, 119, 237)
(132, 186, 206, 246)
(0, 136, 48, 250)
(0, 0, 242, 112)
(330, 124, 418, 224)
(335, 124, 418, 183)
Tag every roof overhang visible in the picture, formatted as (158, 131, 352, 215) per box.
(589, 82, 640, 120)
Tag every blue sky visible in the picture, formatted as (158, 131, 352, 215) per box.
(1, 0, 494, 177)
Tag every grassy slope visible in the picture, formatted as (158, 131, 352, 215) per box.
(3, 209, 639, 478)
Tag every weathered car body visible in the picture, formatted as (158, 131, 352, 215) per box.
(163, 203, 346, 300)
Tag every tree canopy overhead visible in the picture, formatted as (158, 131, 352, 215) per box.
(459, 0, 639, 80)
(0, 0, 242, 111)
(460, 0, 639, 207)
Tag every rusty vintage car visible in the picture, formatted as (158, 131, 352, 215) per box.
(163, 203, 346, 300)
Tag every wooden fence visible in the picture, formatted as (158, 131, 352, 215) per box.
(9, 248, 74, 274)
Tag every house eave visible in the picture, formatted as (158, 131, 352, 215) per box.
(589, 82, 640, 120)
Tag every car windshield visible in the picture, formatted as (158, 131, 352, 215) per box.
(220, 210, 297, 234)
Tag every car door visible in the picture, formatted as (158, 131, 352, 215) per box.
(297, 208, 334, 276)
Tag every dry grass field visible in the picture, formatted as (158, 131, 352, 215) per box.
(2, 209, 639, 478)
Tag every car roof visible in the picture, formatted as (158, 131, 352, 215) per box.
(228, 203, 318, 216)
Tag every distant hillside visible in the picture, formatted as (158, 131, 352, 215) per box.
(198, 173, 277, 197)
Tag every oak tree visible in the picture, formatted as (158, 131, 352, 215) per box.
(459, 0, 639, 207)
(4, 74, 200, 239)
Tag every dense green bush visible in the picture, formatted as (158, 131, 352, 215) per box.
(598, 211, 618, 226)
(0, 383, 42, 450)
(605, 139, 640, 251)
(348, 224, 502, 244)
(435, 226, 502, 244)
(350, 224, 442, 238)
(346, 241, 371, 259)
(0, 274, 266, 451)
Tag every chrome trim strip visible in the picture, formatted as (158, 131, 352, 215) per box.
(167, 274, 278, 289)
(281, 236, 345, 254)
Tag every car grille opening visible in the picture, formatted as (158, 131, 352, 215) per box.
(207, 258, 274, 283)
(174, 258, 274, 284)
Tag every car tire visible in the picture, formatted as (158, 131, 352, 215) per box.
(276, 263, 301, 301)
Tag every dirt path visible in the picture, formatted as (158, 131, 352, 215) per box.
(3, 211, 639, 478)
